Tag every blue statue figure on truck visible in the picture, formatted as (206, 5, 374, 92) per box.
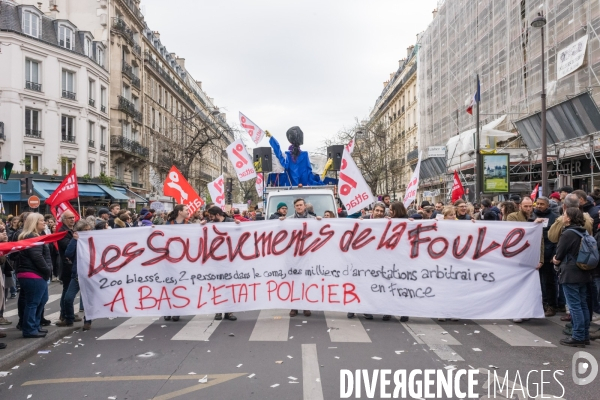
(266, 126, 325, 187)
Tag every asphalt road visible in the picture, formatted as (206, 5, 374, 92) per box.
(1, 283, 599, 400)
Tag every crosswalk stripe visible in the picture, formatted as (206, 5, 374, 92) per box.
(3, 293, 62, 318)
(249, 309, 290, 341)
(97, 317, 156, 340)
(401, 317, 464, 361)
(45, 300, 80, 323)
(477, 320, 556, 347)
(302, 344, 324, 400)
(171, 314, 222, 341)
(324, 311, 371, 342)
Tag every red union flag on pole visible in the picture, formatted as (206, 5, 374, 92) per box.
(207, 175, 226, 209)
(531, 183, 540, 200)
(403, 152, 422, 208)
(338, 144, 374, 214)
(239, 112, 266, 145)
(45, 166, 78, 207)
(451, 171, 465, 202)
(163, 166, 205, 214)
(227, 139, 256, 182)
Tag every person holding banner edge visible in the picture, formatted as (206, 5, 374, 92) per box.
(201, 207, 240, 321)
(164, 205, 192, 322)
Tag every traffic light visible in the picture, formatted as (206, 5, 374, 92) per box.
(21, 176, 33, 196)
(0, 161, 13, 183)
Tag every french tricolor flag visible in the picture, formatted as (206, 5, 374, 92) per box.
(466, 76, 481, 115)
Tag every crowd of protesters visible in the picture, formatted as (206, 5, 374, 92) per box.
(1, 185, 600, 349)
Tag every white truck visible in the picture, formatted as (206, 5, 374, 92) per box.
(264, 186, 338, 219)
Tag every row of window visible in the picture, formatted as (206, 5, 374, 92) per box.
(114, 164, 140, 183)
(25, 59, 107, 110)
(24, 108, 107, 149)
(23, 154, 105, 177)
(22, 11, 104, 66)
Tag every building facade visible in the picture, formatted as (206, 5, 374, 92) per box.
(417, 0, 600, 201)
(0, 0, 109, 178)
(368, 45, 419, 200)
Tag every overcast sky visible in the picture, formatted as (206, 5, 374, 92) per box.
(142, 0, 439, 152)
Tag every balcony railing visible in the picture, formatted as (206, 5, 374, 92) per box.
(89, 140, 95, 148)
(62, 90, 76, 100)
(110, 135, 149, 158)
(25, 129, 42, 138)
(100, 144, 106, 151)
(131, 182, 143, 188)
(407, 149, 419, 162)
(101, 105, 106, 113)
(61, 135, 76, 143)
(122, 61, 140, 89)
(144, 52, 196, 109)
(89, 98, 95, 107)
(112, 17, 141, 56)
(121, 0, 145, 22)
(118, 95, 142, 122)
(25, 81, 42, 92)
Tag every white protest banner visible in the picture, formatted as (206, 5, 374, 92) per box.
(232, 203, 248, 212)
(404, 151, 422, 208)
(338, 147, 374, 214)
(346, 138, 355, 154)
(77, 220, 544, 320)
(226, 139, 256, 182)
(207, 175, 226, 209)
(557, 36, 587, 80)
(255, 172, 264, 198)
(239, 112, 266, 145)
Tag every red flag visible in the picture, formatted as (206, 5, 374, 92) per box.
(0, 231, 68, 256)
(531, 183, 540, 200)
(51, 202, 80, 248)
(451, 171, 465, 202)
(45, 165, 78, 207)
(163, 166, 205, 214)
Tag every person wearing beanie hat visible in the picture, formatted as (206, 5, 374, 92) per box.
(140, 208, 149, 216)
(549, 192, 561, 201)
(269, 202, 288, 219)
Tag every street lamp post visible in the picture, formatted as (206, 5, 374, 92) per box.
(531, 12, 548, 197)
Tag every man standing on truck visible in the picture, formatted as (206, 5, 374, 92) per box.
(269, 202, 288, 219)
(282, 198, 321, 317)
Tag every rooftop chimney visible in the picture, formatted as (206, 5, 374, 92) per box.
(195, 81, 202, 89)
(432, 8, 438, 19)
(176, 57, 185, 69)
(383, 80, 389, 88)
(399, 58, 406, 67)
(153, 31, 160, 39)
(407, 45, 414, 58)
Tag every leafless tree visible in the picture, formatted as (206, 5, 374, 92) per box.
(322, 119, 397, 195)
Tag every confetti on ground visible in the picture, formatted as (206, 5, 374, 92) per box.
(441, 331, 448, 335)
(289, 336, 293, 339)
(328, 347, 337, 349)
(198, 375, 208, 383)
(545, 341, 552, 344)
(97, 354, 101, 358)
(135, 336, 144, 338)
(0, 372, 10, 377)
(11, 366, 18, 370)
(472, 348, 482, 352)
(108, 397, 117, 400)
(395, 351, 405, 354)
(288, 376, 298, 381)
(247, 374, 255, 378)
(474, 330, 480, 334)
(207, 350, 211, 353)
(289, 381, 299, 384)
(236, 364, 243, 368)
(543, 362, 550, 365)
(444, 365, 456, 370)
(335, 356, 340, 359)
(489, 365, 498, 369)
(27, 395, 32, 399)
(95, 372, 102, 375)
(161, 325, 167, 328)
(64, 336, 71, 339)
(316, 378, 321, 382)
(534, 340, 539, 342)
(372, 356, 382, 360)
(417, 334, 425, 336)
(454, 330, 459, 333)
(38, 351, 50, 354)
(270, 384, 280, 388)
(302, 321, 307, 324)
(229, 333, 235, 337)
(188, 372, 197, 375)
(327, 328, 331, 332)
(287, 355, 293, 359)
(275, 361, 283, 364)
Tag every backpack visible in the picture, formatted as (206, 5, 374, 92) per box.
(571, 230, 599, 270)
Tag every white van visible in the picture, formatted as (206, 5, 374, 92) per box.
(264, 186, 338, 219)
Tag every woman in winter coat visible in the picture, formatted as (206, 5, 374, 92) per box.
(17, 213, 52, 338)
(553, 207, 593, 347)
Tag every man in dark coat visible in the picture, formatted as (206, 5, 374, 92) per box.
(533, 196, 560, 316)
(269, 202, 288, 220)
(57, 211, 80, 323)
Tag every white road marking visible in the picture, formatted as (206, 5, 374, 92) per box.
(400, 317, 464, 361)
(3, 294, 62, 318)
(324, 311, 371, 342)
(97, 317, 156, 340)
(249, 309, 290, 341)
(302, 344, 324, 400)
(171, 314, 222, 341)
(477, 320, 556, 347)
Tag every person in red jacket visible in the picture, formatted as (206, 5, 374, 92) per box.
(232, 208, 250, 222)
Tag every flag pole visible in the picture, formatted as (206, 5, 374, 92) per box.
(475, 74, 481, 203)
(77, 196, 81, 216)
